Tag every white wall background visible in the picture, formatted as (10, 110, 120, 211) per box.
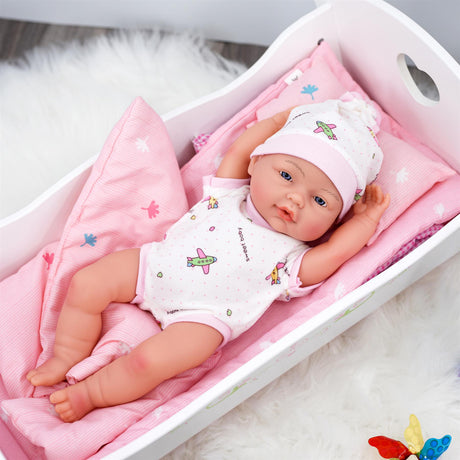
(1, 0, 459, 62)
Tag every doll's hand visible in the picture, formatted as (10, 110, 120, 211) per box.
(352, 184, 390, 226)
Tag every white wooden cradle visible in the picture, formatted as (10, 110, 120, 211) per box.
(1, 0, 459, 458)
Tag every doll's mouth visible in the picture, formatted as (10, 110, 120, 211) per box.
(277, 206, 295, 222)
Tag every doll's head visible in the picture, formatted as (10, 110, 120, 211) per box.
(248, 95, 383, 241)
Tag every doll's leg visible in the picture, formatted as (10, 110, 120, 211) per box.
(50, 322, 223, 422)
(27, 248, 140, 387)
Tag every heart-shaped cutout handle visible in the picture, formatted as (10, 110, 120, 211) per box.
(397, 53, 440, 106)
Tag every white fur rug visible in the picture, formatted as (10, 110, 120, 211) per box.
(0, 31, 244, 218)
(1, 31, 459, 459)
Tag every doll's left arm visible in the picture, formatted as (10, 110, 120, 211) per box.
(216, 108, 293, 179)
(298, 184, 390, 286)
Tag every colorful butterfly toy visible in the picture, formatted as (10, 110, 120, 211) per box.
(368, 414, 452, 460)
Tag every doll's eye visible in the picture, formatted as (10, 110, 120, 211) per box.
(314, 196, 327, 207)
(280, 171, 292, 181)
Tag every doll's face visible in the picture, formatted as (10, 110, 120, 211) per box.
(248, 153, 343, 242)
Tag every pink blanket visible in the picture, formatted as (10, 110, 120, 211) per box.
(1, 42, 459, 459)
(0, 99, 224, 459)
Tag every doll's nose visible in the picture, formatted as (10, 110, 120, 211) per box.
(287, 192, 304, 208)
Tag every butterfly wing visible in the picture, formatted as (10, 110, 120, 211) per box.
(404, 414, 424, 454)
(368, 436, 412, 459)
(418, 435, 452, 460)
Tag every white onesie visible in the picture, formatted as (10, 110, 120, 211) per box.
(135, 176, 319, 345)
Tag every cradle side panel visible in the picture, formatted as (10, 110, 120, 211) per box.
(0, 159, 93, 281)
(385, 0, 460, 61)
(331, 0, 460, 172)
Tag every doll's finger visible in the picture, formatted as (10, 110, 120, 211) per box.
(382, 192, 391, 209)
(375, 186, 385, 205)
(370, 184, 386, 204)
(364, 184, 379, 203)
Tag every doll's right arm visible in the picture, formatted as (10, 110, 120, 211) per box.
(216, 108, 293, 179)
(298, 184, 390, 286)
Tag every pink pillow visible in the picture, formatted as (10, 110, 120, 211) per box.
(2, 97, 220, 459)
(255, 54, 348, 119)
(36, 97, 190, 382)
(254, 42, 457, 244)
(370, 131, 455, 244)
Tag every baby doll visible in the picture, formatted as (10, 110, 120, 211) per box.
(27, 96, 390, 422)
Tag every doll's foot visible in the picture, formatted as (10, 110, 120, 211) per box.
(27, 356, 74, 387)
(50, 382, 95, 422)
